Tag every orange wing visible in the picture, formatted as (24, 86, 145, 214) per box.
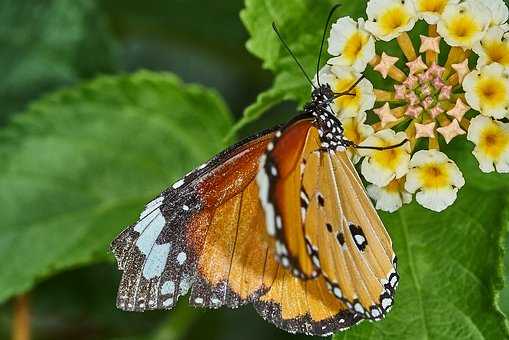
(257, 116, 321, 279)
(111, 120, 360, 336)
(111, 128, 276, 311)
(301, 149, 398, 320)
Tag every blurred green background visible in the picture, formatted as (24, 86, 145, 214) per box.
(0, 0, 300, 339)
(1, 0, 509, 339)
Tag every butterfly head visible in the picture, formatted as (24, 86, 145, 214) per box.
(311, 84, 334, 106)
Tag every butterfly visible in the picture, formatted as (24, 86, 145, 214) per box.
(111, 6, 402, 337)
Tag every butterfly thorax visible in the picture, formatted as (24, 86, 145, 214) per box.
(304, 84, 350, 151)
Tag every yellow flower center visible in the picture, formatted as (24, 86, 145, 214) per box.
(479, 123, 509, 159)
(417, 0, 447, 13)
(334, 80, 361, 110)
(379, 6, 411, 34)
(475, 77, 508, 108)
(344, 120, 361, 143)
(447, 14, 479, 42)
(418, 163, 450, 188)
(371, 145, 406, 171)
(483, 40, 509, 66)
(385, 179, 402, 193)
(343, 31, 368, 62)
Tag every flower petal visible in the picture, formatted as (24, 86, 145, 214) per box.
(367, 179, 412, 213)
(473, 27, 509, 68)
(404, 150, 464, 211)
(412, 0, 459, 24)
(359, 129, 410, 186)
(437, 0, 491, 48)
(463, 63, 509, 119)
(325, 65, 376, 118)
(467, 115, 509, 173)
(365, 0, 417, 41)
(328, 17, 376, 72)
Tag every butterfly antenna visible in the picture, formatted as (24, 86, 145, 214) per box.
(352, 138, 409, 150)
(316, 4, 342, 87)
(331, 75, 366, 99)
(272, 22, 315, 88)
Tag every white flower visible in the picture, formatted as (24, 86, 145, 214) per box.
(327, 17, 376, 73)
(463, 63, 509, 119)
(321, 65, 376, 118)
(467, 115, 509, 172)
(405, 150, 464, 212)
(340, 112, 375, 163)
(358, 129, 411, 187)
(473, 27, 509, 69)
(482, 0, 509, 28)
(365, 0, 418, 42)
(437, 0, 491, 48)
(412, 0, 459, 24)
(367, 179, 412, 213)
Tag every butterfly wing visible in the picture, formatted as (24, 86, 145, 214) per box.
(111, 128, 276, 311)
(257, 115, 321, 279)
(301, 149, 398, 320)
(254, 261, 361, 336)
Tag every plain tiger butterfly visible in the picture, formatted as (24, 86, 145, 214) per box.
(111, 5, 404, 336)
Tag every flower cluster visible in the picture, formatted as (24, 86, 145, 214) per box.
(322, 0, 509, 212)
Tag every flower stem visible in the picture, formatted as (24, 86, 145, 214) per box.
(426, 25, 439, 65)
(405, 121, 417, 150)
(429, 135, 440, 149)
(12, 294, 30, 340)
(444, 47, 466, 78)
(397, 32, 417, 61)
(459, 117, 471, 130)
(374, 89, 395, 102)
(428, 24, 438, 37)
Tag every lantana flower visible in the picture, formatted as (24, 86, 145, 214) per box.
(467, 115, 509, 172)
(365, 0, 417, 41)
(358, 129, 410, 186)
(320, 65, 376, 118)
(437, 0, 490, 48)
(328, 17, 375, 72)
(405, 150, 465, 212)
(463, 63, 509, 119)
(340, 112, 375, 164)
(483, 0, 509, 29)
(367, 179, 412, 213)
(413, 0, 458, 24)
(473, 27, 509, 68)
(320, 0, 509, 212)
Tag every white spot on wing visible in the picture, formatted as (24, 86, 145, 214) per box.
(138, 197, 164, 224)
(354, 234, 366, 245)
(256, 155, 276, 236)
(163, 298, 174, 307)
(172, 179, 185, 189)
(179, 275, 192, 295)
(143, 243, 171, 279)
(134, 206, 172, 279)
(161, 281, 175, 295)
(176, 252, 187, 265)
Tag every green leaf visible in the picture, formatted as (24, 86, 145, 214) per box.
(0, 71, 233, 303)
(0, 0, 118, 123)
(230, 0, 367, 136)
(335, 184, 509, 339)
